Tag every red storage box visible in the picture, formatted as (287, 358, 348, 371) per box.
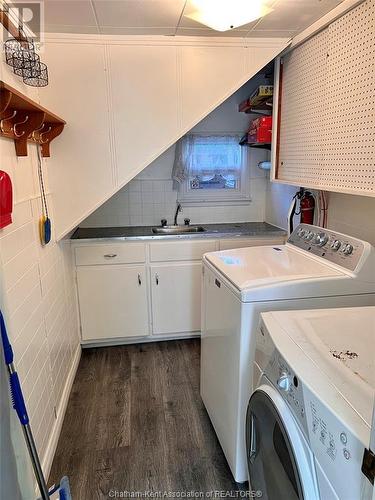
(247, 116, 272, 144)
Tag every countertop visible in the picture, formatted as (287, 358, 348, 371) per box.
(71, 222, 286, 242)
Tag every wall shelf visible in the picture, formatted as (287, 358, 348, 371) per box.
(0, 81, 65, 157)
(239, 101, 273, 115)
(238, 84, 273, 115)
(239, 135, 271, 150)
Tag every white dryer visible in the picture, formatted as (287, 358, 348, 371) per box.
(201, 224, 375, 482)
(247, 306, 375, 500)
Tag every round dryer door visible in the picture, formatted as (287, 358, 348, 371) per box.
(246, 385, 317, 500)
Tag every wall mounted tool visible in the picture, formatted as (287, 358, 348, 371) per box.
(0, 310, 72, 499)
(36, 144, 51, 245)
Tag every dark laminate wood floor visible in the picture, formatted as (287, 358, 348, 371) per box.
(49, 339, 246, 499)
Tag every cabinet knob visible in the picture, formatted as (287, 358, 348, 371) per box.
(138, 273, 142, 285)
(155, 273, 159, 285)
(104, 253, 117, 258)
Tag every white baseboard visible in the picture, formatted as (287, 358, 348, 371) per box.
(81, 332, 200, 348)
(42, 346, 81, 480)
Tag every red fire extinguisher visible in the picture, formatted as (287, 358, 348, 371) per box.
(300, 191, 315, 225)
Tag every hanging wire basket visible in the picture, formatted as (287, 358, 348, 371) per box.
(3, 20, 49, 87)
(4, 38, 22, 66)
(23, 61, 49, 87)
(11, 48, 41, 77)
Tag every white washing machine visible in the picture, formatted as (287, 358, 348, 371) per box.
(201, 224, 375, 482)
(247, 306, 375, 500)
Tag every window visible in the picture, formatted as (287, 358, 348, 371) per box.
(172, 134, 250, 204)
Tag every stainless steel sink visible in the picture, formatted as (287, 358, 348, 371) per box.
(152, 225, 206, 235)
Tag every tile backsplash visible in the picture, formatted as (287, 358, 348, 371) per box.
(81, 162, 268, 228)
(81, 77, 270, 228)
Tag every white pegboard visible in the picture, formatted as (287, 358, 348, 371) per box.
(277, 0, 375, 197)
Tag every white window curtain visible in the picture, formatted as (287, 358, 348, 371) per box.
(172, 134, 242, 187)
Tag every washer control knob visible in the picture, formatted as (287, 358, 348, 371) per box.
(277, 372, 291, 392)
(315, 232, 329, 247)
(331, 240, 341, 251)
(343, 244, 354, 255)
(340, 432, 348, 445)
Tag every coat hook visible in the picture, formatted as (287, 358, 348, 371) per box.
(39, 126, 52, 144)
(0, 110, 17, 133)
(13, 115, 29, 137)
(31, 122, 46, 141)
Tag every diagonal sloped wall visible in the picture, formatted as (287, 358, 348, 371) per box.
(40, 35, 290, 239)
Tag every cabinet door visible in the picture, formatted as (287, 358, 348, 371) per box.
(77, 265, 149, 341)
(151, 263, 202, 335)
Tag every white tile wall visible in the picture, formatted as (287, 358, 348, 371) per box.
(82, 151, 269, 227)
(82, 79, 270, 228)
(0, 128, 80, 475)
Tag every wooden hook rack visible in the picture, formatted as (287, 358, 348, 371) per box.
(0, 81, 66, 157)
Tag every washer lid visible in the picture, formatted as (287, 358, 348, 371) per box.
(204, 245, 344, 299)
(266, 307, 375, 427)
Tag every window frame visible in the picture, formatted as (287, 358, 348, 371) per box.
(177, 133, 251, 205)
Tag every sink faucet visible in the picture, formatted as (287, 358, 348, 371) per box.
(174, 203, 182, 225)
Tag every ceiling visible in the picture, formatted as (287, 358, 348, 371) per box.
(42, 0, 344, 38)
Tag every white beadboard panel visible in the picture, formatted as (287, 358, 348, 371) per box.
(41, 42, 115, 239)
(109, 44, 179, 187)
(276, 0, 375, 196)
(180, 45, 247, 132)
(40, 36, 288, 238)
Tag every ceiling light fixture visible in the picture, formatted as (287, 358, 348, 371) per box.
(187, 0, 273, 32)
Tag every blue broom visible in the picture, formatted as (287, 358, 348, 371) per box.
(0, 310, 72, 499)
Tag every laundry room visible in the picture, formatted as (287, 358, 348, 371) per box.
(0, 1, 374, 499)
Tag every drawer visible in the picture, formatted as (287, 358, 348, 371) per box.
(150, 239, 217, 262)
(75, 243, 146, 266)
(219, 237, 285, 251)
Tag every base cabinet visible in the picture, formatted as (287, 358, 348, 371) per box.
(74, 235, 285, 343)
(150, 262, 202, 335)
(77, 265, 149, 341)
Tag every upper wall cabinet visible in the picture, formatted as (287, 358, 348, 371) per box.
(109, 45, 179, 187)
(41, 42, 114, 238)
(274, 0, 375, 197)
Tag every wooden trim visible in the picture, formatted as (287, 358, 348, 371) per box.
(274, 58, 283, 180)
(43, 32, 291, 48)
(286, 0, 364, 52)
(0, 9, 28, 42)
